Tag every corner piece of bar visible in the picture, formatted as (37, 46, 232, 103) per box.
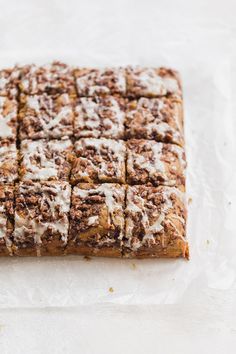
(0, 66, 21, 98)
(67, 183, 125, 257)
(19, 61, 76, 96)
(125, 96, 184, 146)
(0, 97, 18, 140)
(19, 93, 74, 140)
(19, 138, 73, 181)
(0, 184, 14, 256)
(74, 96, 126, 139)
(123, 185, 188, 259)
(74, 67, 126, 96)
(126, 140, 186, 190)
(126, 66, 182, 98)
(0, 139, 18, 183)
(71, 138, 126, 184)
(13, 181, 71, 256)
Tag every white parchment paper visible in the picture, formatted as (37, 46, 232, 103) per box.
(0, 27, 235, 308)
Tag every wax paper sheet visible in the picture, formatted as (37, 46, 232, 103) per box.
(0, 27, 235, 308)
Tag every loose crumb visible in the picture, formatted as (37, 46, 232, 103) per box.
(206, 240, 210, 245)
(109, 287, 114, 293)
(188, 197, 192, 205)
(131, 263, 136, 269)
(84, 255, 92, 261)
(228, 201, 232, 206)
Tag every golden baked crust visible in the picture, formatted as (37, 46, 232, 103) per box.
(123, 185, 188, 259)
(67, 183, 125, 257)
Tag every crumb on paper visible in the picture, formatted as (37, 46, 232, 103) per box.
(206, 240, 210, 245)
(228, 201, 232, 205)
(188, 197, 193, 205)
(131, 263, 136, 269)
(109, 287, 114, 293)
(84, 255, 92, 261)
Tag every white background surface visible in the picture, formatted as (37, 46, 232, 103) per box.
(0, 0, 236, 353)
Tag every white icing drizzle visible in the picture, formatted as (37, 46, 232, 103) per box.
(126, 186, 185, 250)
(21, 139, 72, 180)
(75, 96, 124, 139)
(14, 182, 71, 253)
(74, 138, 125, 181)
(0, 142, 17, 182)
(0, 97, 17, 138)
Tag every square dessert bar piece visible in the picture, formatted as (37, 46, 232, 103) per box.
(0, 66, 20, 98)
(71, 138, 126, 184)
(19, 138, 73, 181)
(0, 97, 18, 140)
(19, 61, 76, 96)
(125, 96, 184, 146)
(0, 140, 18, 183)
(124, 185, 188, 258)
(74, 96, 125, 139)
(0, 184, 14, 256)
(126, 66, 181, 98)
(74, 67, 126, 96)
(126, 140, 186, 190)
(13, 181, 71, 256)
(68, 183, 125, 257)
(19, 93, 74, 140)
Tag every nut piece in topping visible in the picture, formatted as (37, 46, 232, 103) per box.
(126, 140, 186, 190)
(19, 138, 73, 182)
(13, 181, 71, 256)
(19, 93, 74, 140)
(125, 97, 184, 146)
(126, 66, 181, 98)
(71, 138, 126, 184)
(74, 67, 126, 96)
(67, 183, 125, 257)
(0, 140, 18, 183)
(0, 97, 18, 140)
(0, 66, 20, 98)
(0, 184, 14, 256)
(19, 62, 76, 96)
(74, 96, 125, 139)
(123, 185, 188, 258)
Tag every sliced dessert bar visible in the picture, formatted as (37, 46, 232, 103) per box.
(13, 181, 71, 256)
(0, 66, 20, 98)
(126, 67, 181, 98)
(0, 139, 18, 183)
(67, 183, 125, 257)
(19, 138, 73, 181)
(19, 93, 74, 140)
(123, 185, 188, 258)
(74, 96, 125, 139)
(126, 140, 186, 190)
(0, 97, 18, 140)
(125, 96, 184, 146)
(74, 67, 126, 96)
(19, 61, 76, 96)
(0, 184, 14, 255)
(71, 138, 126, 184)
